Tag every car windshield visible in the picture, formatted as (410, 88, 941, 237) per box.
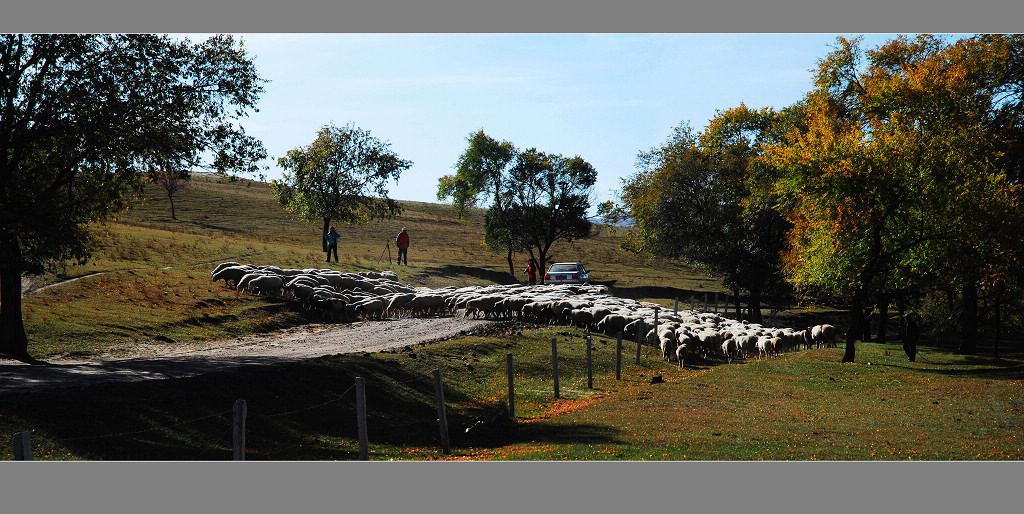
(549, 264, 578, 273)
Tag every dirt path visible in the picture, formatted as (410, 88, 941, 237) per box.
(0, 317, 500, 396)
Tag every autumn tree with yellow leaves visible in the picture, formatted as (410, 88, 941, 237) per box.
(766, 35, 1024, 361)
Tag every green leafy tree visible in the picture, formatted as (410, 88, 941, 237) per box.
(508, 149, 597, 282)
(618, 106, 793, 323)
(437, 130, 518, 275)
(272, 123, 412, 253)
(0, 34, 267, 361)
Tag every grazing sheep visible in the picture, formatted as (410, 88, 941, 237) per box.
(659, 332, 677, 362)
(756, 336, 774, 360)
(675, 338, 693, 368)
(568, 309, 595, 331)
(354, 298, 387, 320)
(721, 338, 738, 363)
(596, 314, 627, 337)
(812, 324, 837, 348)
(211, 265, 252, 288)
(246, 275, 284, 297)
(386, 293, 417, 317)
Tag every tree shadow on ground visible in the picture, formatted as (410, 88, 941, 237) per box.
(418, 265, 520, 285)
(604, 284, 703, 303)
(914, 360, 1024, 381)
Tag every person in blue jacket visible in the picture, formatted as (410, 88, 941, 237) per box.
(326, 226, 341, 263)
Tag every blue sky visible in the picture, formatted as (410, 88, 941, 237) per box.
(229, 33, 905, 209)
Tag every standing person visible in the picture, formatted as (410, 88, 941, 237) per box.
(396, 227, 410, 265)
(524, 258, 538, 285)
(325, 226, 340, 263)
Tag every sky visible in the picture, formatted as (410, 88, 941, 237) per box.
(227, 33, 906, 210)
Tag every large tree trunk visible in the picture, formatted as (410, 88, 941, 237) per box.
(843, 290, 867, 363)
(746, 287, 763, 324)
(993, 296, 1002, 360)
(958, 280, 978, 355)
(0, 262, 32, 361)
(861, 304, 873, 341)
(537, 248, 548, 285)
(877, 292, 889, 344)
(506, 246, 515, 278)
(321, 218, 331, 253)
(733, 288, 742, 321)
(897, 292, 907, 340)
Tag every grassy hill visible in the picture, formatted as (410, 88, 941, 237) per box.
(6, 174, 1021, 461)
(20, 173, 732, 358)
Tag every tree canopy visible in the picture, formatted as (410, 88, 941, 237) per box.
(618, 106, 794, 323)
(0, 33, 268, 360)
(765, 35, 1024, 360)
(272, 123, 412, 252)
(439, 131, 597, 280)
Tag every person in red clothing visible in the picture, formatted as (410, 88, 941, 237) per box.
(524, 258, 538, 285)
(396, 227, 410, 265)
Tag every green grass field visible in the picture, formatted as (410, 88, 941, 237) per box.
(4, 174, 1021, 460)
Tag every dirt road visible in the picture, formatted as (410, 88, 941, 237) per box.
(0, 317, 498, 395)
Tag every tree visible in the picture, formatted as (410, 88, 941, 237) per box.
(272, 123, 412, 253)
(508, 149, 597, 281)
(618, 106, 794, 323)
(765, 35, 1024, 361)
(437, 130, 518, 275)
(0, 34, 267, 361)
(153, 168, 191, 220)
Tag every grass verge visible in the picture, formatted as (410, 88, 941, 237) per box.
(2, 325, 1020, 461)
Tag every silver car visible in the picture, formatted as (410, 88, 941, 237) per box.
(544, 262, 590, 285)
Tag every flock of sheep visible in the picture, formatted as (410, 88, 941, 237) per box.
(210, 262, 837, 367)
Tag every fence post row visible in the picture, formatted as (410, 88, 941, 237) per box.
(432, 369, 451, 455)
(11, 338, 686, 462)
(356, 376, 369, 460)
(233, 399, 247, 461)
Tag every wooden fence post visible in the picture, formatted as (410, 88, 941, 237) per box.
(586, 336, 593, 389)
(673, 297, 679, 315)
(551, 337, 560, 399)
(635, 320, 644, 365)
(714, 292, 719, 313)
(615, 331, 623, 380)
(356, 377, 368, 460)
(703, 293, 708, 312)
(506, 353, 515, 420)
(433, 369, 451, 455)
(233, 399, 247, 461)
(13, 432, 32, 461)
(654, 307, 660, 329)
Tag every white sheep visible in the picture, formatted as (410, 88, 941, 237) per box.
(812, 324, 837, 348)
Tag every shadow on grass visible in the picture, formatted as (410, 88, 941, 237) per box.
(916, 361, 1024, 381)
(419, 265, 520, 285)
(606, 284, 702, 302)
(0, 354, 496, 460)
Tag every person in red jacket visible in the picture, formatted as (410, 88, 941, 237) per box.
(524, 258, 538, 285)
(396, 227, 410, 265)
